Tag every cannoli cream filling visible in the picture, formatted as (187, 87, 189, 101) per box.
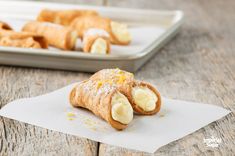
(111, 91, 133, 124)
(90, 38, 107, 54)
(111, 21, 131, 43)
(132, 86, 157, 111)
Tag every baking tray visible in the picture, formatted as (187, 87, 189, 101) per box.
(0, 0, 184, 72)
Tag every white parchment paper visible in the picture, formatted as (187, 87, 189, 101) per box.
(0, 83, 230, 153)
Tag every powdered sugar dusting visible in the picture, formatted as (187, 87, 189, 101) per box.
(75, 69, 134, 98)
(84, 28, 109, 38)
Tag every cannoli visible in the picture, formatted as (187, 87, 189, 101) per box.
(82, 28, 110, 54)
(0, 21, 12, 30)
(70, 16, 131, 45)
(0, 29, 48, 49)
(131, 81, 161, 115)
(22, 21, 77, 50)
(70, 79, 134, 130)
(70, 69, 162, 130)
(37, 9, 98, 26)
(89, 68, 161, 115)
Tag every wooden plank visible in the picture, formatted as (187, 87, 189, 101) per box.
(0, 67, 97, 155)
(99, 0, 235, 155)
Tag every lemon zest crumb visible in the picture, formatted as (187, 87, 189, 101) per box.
(105, 79, 113, 85)
(118, 70, 124, 74)
(97, 81, 103, 89)
(67, 112, 76, 117)
(117, 75, 126, 84)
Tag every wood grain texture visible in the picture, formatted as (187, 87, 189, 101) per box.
(98, 0, 235, 155)
(0, 0, 235, 155)
(0, 1, 101, 155)
(0, 68, 98, 155)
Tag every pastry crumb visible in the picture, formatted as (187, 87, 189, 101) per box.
(67, 117, 75, 121)
(91, 127, 97, 131)
(66, 112, 76, 121)
(84, 118, 96, 126)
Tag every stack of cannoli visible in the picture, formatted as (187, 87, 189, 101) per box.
(0, 8, 132, 54)
(37, 9, 131, 45)
(70, 68, 161, 130)
(0, 21, 47, 49)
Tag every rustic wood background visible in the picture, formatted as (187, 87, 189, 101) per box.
(0, 0, 235, 155)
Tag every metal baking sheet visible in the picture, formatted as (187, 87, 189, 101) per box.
(0, 0, 184, 72)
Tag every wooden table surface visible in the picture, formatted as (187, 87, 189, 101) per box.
(1, 0, 235, 155)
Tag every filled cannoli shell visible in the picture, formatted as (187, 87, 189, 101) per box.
(22, 21, 77, 50)
(82, 29, 110, 54)
(130, 81, 162, 115)
(37, 9, 98, 26)
(70, 16, 131, 45)
(0, 29, 48, 49)
(70, 80, 132, 130)
(90, 69, 161, 115)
